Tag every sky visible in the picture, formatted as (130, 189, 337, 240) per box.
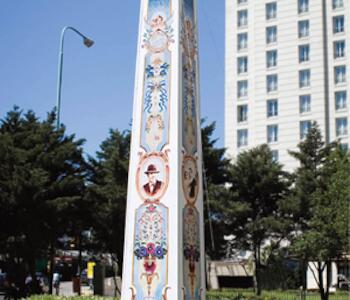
(0, 0, 225, 156)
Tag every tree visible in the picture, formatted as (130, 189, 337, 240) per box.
(288, 123, 336, 233)
(286, 123, 338, 289)
(201, 121, 231, 259)
(0, 107, 88, 293)
(86, 129, 130, 286)
(292, 147, 350, 300)
(223, 144, 291, 295)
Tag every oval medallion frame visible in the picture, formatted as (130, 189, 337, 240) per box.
(136, 152, 170, 202)
(182, 155, 199, 205)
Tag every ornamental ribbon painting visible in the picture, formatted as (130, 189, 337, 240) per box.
(140, 0, 173, 153)
(181, 0, 202, 299)
(131, 1, 173, 299)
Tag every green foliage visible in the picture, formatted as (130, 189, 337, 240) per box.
(287, 123, 336, 231)
(288, 123, 350, 300)
(0, 107, 87, 276)
(293, 148, 350, 261)
(201, 121, 230, 185)
(221, 144, 291, 294)
(201, 121, 231, 259)
(224, 144, 290, 249)
(86, 129, 130, 274)
(206, 289, 350, 300)
(1, 106, 349, 300)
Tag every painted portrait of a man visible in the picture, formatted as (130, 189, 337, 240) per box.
(143, 164, 164, 196)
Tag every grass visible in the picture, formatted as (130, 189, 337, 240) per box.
(28, 297, 116, 300)
(206, 289, 350, 300)
(27, 290, 350, 300)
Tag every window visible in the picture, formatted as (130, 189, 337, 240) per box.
(333, 0, 344, 9)
(299, 44, 310, 62)
(238, 105, 248, 122)
(271, 150, 279, 162)
(266, 2, 277, 20)
(267, 99, 278, 117)
(335, 66, 346, 84)
(238, 33, 248, 50)
(298, 20, 309, 38)
(237, 80, 248, 98)
(335, 91, 347, 110)
(300, 120, 311, 139)
(237, 129, 248, 147)
(298, 0, 309, 13)
(266, 26, 277, 44)
(334, 40, 346, 58)
(300, 95, 311, 113)
(267, 75, 278, 92)
(299, 69, 310, 88)
(237, 56, 248, 74)
(238, 10, 248, 27)
(336, 117, 348, 136)
(333, 16, 344, 33)
(267, 125, 278, 143)
(266, 50, 277, 68)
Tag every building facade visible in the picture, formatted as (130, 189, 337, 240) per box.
(225, 0, 349, 170)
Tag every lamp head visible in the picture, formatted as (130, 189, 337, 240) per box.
(83, 38, 94, 48)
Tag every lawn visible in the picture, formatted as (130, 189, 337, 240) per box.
(207, 289, 350, 300)
(30, 289, 350, 300)
(27, 290, 350, 300)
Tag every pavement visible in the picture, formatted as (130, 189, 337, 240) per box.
(58, 278, 119, 297)
(59, 281, 75, 296)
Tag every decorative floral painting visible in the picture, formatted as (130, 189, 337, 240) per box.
(181, 0, 202, 299)
(140, 0, 173, 153)
(133, 203, 168, 300)
(132, 1, 173, 299)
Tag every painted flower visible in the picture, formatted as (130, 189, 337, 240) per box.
(146, 242, 155, 255)
(143, 259, 157, 274)
(134, 246, 148, 259)
(147, 204, 156, 213)
(184, 248, 192, 260)
(154, 245, 166, 259)
(139, 246, 148, 257)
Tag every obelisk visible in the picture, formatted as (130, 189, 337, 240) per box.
(121, 1, 205, 299)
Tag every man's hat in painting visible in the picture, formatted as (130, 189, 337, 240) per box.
(145, 164, 159, 174)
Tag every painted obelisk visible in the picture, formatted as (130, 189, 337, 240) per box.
(121, 1, 205, 299)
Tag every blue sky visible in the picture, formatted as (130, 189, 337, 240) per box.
(0, 1, 224, 156)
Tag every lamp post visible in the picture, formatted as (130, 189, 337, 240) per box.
(56, 26, 94, 129)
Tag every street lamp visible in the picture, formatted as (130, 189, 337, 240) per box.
(56, 26, 94, 129)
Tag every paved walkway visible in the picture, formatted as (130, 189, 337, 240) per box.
(58, 281, 75, 296)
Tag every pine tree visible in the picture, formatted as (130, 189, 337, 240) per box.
(201, 121, 231, 259)
(286, 123, 338, 290)
(86, 129, 130, 279)
(224, 144, 291, 295)
(292, 145, 350, 300)
(0, 107, 88, 293)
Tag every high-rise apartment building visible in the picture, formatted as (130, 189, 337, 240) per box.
(225, 0, 349, 170)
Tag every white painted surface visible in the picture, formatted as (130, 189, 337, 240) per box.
(121, 1, 205, 299)
(225, 0, 350, 171)
(307, 262, 338, 291)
